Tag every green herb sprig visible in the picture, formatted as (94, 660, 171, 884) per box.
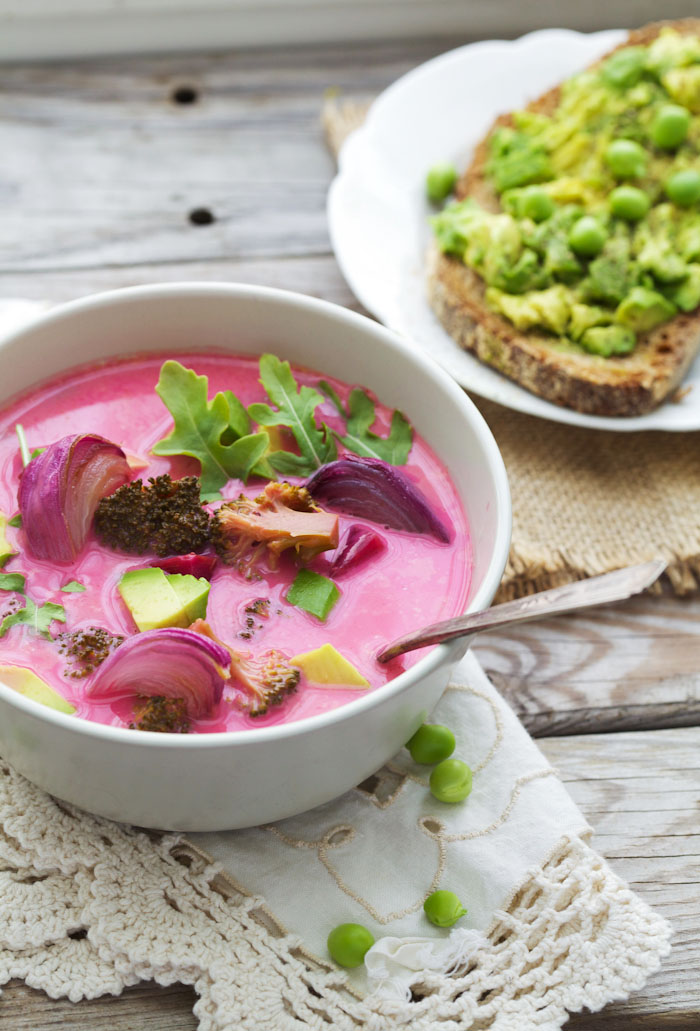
(248, 355, 337, 476)
(152, 354, 414, 490)
(151, 361, 272, 499)
(319, 382, 412, 465)
(0, 598, 66, 640)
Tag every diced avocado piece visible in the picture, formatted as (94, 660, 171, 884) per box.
(637, 239, 687, 283)
(615, 287, 677, 333)
(488, 247, 546, 294)
(166, 573, 211, 623)
(580, 326, 636, 357)
(118, 567, 210, 632)
(486, 284, 571, 335)
(568, 303, 614, 341)
(290, 644, 369, 688)
(647, 28, 700, 73)
(679, 220, 700, 262)
(664, 264, 700, 312)
(543, 237, 582, 284)
(582, 255, 632, 306)
(662, 66, 700, 114)
(0, 514, 15, 568)
(487, 129, 552, 193)
(0, 665, 75, 714)
(286, 569, 340, 622)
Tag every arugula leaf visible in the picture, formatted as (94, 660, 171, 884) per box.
(8, 515, 21, 528)
(151, 361, 271, 495)
(0, 572, 26, 593)
(248, 355, 337, 476)
(0, 598, 66, 639)
(61, 580, 86, 593)
(319, 382, 413, 465)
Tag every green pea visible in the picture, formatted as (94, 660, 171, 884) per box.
(429, 758, 473, 803)
(519, 187, 555, 223)
(406, 723, 456, 764)
(604, 139, 647, 179)
(609, 185, 651, 221)
(426, 162, 458, 204)
(327, 923, 375, 968)
(665, 169, 700, 207)
(423, 890, 468, 927)
(568, 216, 606, 257)
(650, 104, 691, 150)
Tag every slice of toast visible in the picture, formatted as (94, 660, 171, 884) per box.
(427, 20, 700, 417)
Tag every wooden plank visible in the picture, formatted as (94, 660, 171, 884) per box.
(0, 254, 363, 309)
(540, 727, 700, 1028)
(0, 39, 453, 275)
(0, 980, 197, 1030)
(1, 726, 697, 1028)
(474, 592, 700, 736)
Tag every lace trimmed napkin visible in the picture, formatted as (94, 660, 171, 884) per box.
(0, 652, 671, 1029)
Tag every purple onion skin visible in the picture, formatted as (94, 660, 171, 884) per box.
(305, 456, 452, 543)
(328, 524, 386, 577)
(87, 627, 230, 719)
(18, 434, 131, 562)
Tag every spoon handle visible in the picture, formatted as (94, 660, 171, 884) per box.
(377, 559, 666, 663)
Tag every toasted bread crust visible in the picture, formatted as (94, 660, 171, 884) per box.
(429, 19, 700, 416)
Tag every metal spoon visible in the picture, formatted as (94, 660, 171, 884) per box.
(377, 559, 666, 663)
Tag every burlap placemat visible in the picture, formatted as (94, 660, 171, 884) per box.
(323, 98, 700, 602)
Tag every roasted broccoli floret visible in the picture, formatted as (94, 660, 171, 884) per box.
(58, 626, 124, 678)
(229, 650, 300, 716)
(190, 617, 299, 716)
(94, 474, 210, 557)
(130, 695, 190, 733)
(211, 482, 338, 576)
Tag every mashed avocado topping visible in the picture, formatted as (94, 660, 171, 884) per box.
(431, 28, 700, 357)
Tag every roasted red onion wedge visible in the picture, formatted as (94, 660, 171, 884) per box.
(305, 456, 451, 542)
(18, 434, 131, 562)
(87, 627, 230, 719)
(328, 525, 386, 577)
(151, 553, 218, 579)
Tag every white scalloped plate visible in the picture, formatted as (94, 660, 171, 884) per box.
(328, 28, 700, 432)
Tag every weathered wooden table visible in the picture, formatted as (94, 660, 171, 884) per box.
(0, 37, 698, 1031)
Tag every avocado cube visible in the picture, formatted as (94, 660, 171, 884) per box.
(666, 264, 700, 312)
(615, 287, 677, 333)
(166, 573, 211, 623)
(0, 665, 75, 714)
(290, 644, 369, 688)
(580, 326, 636, 357)
(118, 567, 210, 632)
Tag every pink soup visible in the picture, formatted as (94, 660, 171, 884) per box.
(0, 353, 472, 732)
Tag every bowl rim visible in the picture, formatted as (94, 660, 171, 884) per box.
(0, 281, 511, 748)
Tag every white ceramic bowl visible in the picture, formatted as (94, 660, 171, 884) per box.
(0, 284, 511, 830)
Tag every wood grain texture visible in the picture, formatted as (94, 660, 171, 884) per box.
(0, 39, 455, 275)
(0, 33, 698, 1031)
(474, 593, 700, 736)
